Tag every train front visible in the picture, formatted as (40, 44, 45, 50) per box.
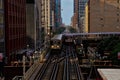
(50, 34, 63, 55)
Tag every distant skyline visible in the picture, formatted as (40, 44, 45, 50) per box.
(61, 0, 73, 25)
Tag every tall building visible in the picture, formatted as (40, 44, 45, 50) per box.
(86, 0, 120, 32)
(79, 0, 88, 18)
(73, 0, 88, 32)
(26, 0, 42, 51)
(41, 0, 60, 47)
(36, 0, 42, 49)
(41, 0, 52, 47)
(0, 0, 5, 57)
(79, 0, 88, 32)
(26, 0, 35, 49)
(73, 0, 79, 29)
(41, 0, 46, 45)
(55, 0, 62, 28)
(4, 0, 26, 64)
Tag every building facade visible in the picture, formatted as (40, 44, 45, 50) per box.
(26, 0, 42, 52)
(73, 0, 88, 32)
(0, 0, 5, 57)
(41, 0, 57, 48)
(36, 0, 42, 50)
(55, 0, 62, 28)
(79, 0, 88, 32)
(4, 0, 26, 64)
(41, 0, 51, 47)
(84, 3, 88, 33)
(26, 0, 35, 49)
(86, 0, 120, 32)
(73, 0, 79, 29)
(79, 0, 88, 18)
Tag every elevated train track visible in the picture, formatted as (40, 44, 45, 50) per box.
(30, 44, 83, 80)
(27, 32, 120, 80)
(34, 55, 59, 80)
(63, 32, 120, 40)
(63, 45, 83, 80)
(22, 32, 120, 80)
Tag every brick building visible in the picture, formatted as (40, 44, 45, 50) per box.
(86, 0, 120, 32)
(73, 0, 88, 32)
(4, 0, 26, 64)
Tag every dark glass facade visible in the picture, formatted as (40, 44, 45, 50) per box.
(4, 0, 26, 65)
(55, 0, 61, 28)
(0, 0, 5, 57)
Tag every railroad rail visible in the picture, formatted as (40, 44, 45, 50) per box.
(34, 56, 52, 80)
(27, 44, 84, 80)
(34, 55, 60, 80)
(63, 45, 83, 80)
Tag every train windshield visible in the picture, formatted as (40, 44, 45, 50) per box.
(51, 40, 60, 45)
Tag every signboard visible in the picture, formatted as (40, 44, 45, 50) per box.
(118, 52, 120, 60)
(0, 53, 3, 62)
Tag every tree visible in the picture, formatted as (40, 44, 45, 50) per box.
(68, 27, 77, 33)
(97, 36, 120, 65)
(110, 43, 120, 65)
(54, 27, 66, 34)
(97, 36, 120, 54)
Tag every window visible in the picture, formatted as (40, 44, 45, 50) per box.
(101, 24, 104, 27)
(0, 27, 3, 39)
(117, 0, 119, 3)
(0, 0, 3, 9)
(117, 13, 119, 16)
(100, 18, 103, 20)
(117, 7, 119, 9)
(117, 19, 119, 22)
(0, 14, 3, 24)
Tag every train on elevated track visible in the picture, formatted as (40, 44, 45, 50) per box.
(50, 32, 120, 54)
(63, 32, 120, 40)
(50, 34, 63, 54)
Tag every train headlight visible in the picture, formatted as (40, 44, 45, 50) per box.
(51, 45, 54, 48)
(57, 45, 60, 48)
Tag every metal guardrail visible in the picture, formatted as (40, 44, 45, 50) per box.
(12, 60, 39, 80)
(12, 47, 49, 80)
(24, 62, 39, 80)
(24, 48, 47, 80)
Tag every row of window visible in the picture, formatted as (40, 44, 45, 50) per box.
(0, 13, 3, 24)
(8, 37, 26, 52)
(0, 42, 5, 53)
(8, 0, 25, 6)
(0, 27, 4, 40)
(0, 0, 3, 9)
(8, 13, 25, 25)
(8, 27, 26, 36)
(8, 4, 25, 17)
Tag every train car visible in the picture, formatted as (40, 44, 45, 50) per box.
(50, 34, 63, 54)
(62, 34, 74, 45)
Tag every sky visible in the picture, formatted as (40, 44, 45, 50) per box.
(61, 0, 73, 25)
